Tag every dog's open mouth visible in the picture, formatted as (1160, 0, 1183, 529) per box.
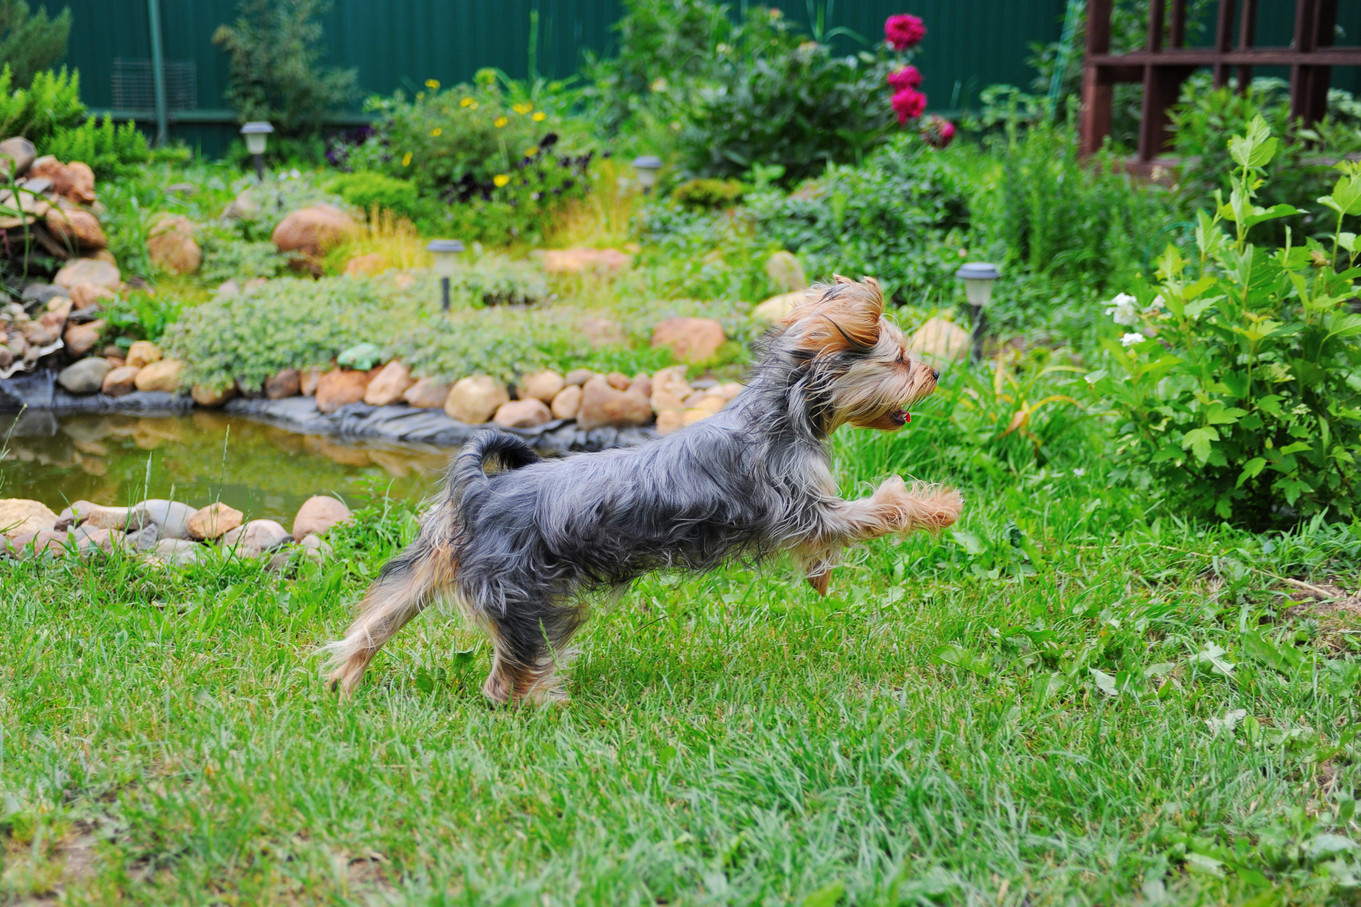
(891, 407, 911, 426)
(861, 405, 913, 431)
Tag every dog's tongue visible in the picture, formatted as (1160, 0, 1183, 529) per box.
(902, 410, 911, 424)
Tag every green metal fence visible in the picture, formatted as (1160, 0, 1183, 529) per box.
(54, 1, 1361, 156)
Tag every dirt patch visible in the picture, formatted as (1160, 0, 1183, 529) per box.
(1280, 580, 1360, 653)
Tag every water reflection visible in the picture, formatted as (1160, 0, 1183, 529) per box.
(0, 411, 452, 521)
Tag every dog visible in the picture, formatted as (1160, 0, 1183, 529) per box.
(325, 276, 963, 705)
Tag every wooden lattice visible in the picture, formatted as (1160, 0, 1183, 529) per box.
(1080, 0, 1361, 169)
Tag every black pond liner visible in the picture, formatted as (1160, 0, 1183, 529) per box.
(1, 370, 656, 455)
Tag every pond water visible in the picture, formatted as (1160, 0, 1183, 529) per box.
(1, 410, 453, 522)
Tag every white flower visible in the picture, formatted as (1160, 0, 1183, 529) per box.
(1072, 468, 1085, 477)
(1147, 295, 1166, 312)
(1120, 332, 1145, 347)
(1106, 292, 1139, 326)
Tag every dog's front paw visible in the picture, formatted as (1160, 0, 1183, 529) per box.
(911, 483, 963, 531)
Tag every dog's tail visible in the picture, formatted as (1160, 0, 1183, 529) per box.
(446, 430, 541, 508)
(323, 505, 460, 696)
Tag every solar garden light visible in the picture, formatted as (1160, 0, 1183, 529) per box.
(631, 155, 663, 194)
(427, 239, 465, 312)
(240, 121, 274, 181)
(955, 262, 1000, 365)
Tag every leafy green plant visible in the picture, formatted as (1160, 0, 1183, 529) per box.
(746, 134, 969, 303)
(103, 290, 185, 349)
(0, 64, 83, 143)
(0, 0, 70, 89)
(212, 0, 356, 137)
(1088, 117, 1361, 527)
(43, 114, 149, 178)
(1169, 75, 1361, 245)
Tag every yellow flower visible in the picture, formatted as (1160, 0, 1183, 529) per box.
(493, 174, 509, 187)
(430, 127, 443, 137)
(402, 152, 412, 167)
(460, 97, 474, 107)
(425, 78, 440, 90)
(512, 102, 533, 115)
(494, 116, 508, 128)
(524, 147, 538, 158)
(531, 111, 547, 122)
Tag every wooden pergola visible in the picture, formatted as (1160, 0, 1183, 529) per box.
(1080, 0, 1361, 169)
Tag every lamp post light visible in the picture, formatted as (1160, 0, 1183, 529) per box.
(631, 155, 663, 194)
(427, 239, 465, 312)
(240, 121, 274, 181)
(955, 262, 1000, 364)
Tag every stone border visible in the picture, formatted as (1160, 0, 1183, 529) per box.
(1, 369, 657, 454)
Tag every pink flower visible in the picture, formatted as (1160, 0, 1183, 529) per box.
(885, 14, 926, 50)
(921, 115, 955, 148)
(891, 87, 927, 124)
(887, 66, 921, 91)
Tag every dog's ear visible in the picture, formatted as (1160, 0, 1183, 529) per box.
(782, 277, 884, 355)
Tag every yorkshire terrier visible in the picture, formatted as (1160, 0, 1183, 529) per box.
(325, 276, 963, 704)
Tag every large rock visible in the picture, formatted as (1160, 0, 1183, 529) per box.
(363, 360, 414, 406)
(192, 384, 237, 407)
(0, 499, 58, 539)
(517, 369, 565, 404)
(64, 161, 97, 205)
(271, 204, 358, 270)
(134, 359, 183, 393)
(70, 282, 115, 310)
(651, 317, 727, 363)
(56, 501, 144, 532)
(101, 365, 140, 397)
(0, 137, 36, 177)
(264, 368, 301, 400)
(766, 251, 808, 292)
(125, 340, 161, 369)
(132, 499, 196, 540)
(403, 377, 451, 409)
(146, 215, 201, 274)
(223, 519, 292, 557)
(909, 317, 970, 363)
(444, 375, 509, 424)
(292, 495, 351, 541)
(57, 357, 113, 394)
(152, 538, 200, 565)
(577, 377, 651, 431)
(493, 398, 552, 429)
(550, 384, 583, 420)
(27, 156, 75, 197)
(315, 368, 373, 414)
(542, 247, 631, 274)
(751, 291, 806, 326)
(187, 502, 243, 540)
(62, 319, 104, 357)
(44, 206, 106, 249)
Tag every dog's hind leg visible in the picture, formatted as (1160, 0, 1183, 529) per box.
(481, 599, 587, 706)
(324, 534, 458, 696)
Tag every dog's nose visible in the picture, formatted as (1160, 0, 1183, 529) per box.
(931, 368, 940, 381)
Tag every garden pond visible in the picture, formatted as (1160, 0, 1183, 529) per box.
(1, 410, 449, 521)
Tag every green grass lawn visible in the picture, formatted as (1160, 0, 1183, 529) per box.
(2, 430, 1358, 906)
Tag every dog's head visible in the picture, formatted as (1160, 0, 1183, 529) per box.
(775, 276, 939, 434)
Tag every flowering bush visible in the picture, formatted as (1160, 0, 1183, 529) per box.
(1087, 118, 1361, 527)
(330, 76, 592, 242)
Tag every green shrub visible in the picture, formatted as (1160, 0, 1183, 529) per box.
(678, 37, 895, 185)
(0, 64, 83, 144)
(43, 114, 149, 178)
(670, 178, 744, 210)
(1169, 76, 1361, 244)
(328, 171, 425, 221)
(746, 134, 970, 303)
(212, 0, 356, 136)
(1087, 118, 1361, 527)
(0, 0, 71, 89)
(102, 290, 184, 349)
(196, 225, 288, 286)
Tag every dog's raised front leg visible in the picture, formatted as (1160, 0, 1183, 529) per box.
(800, 478, 961, 594)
